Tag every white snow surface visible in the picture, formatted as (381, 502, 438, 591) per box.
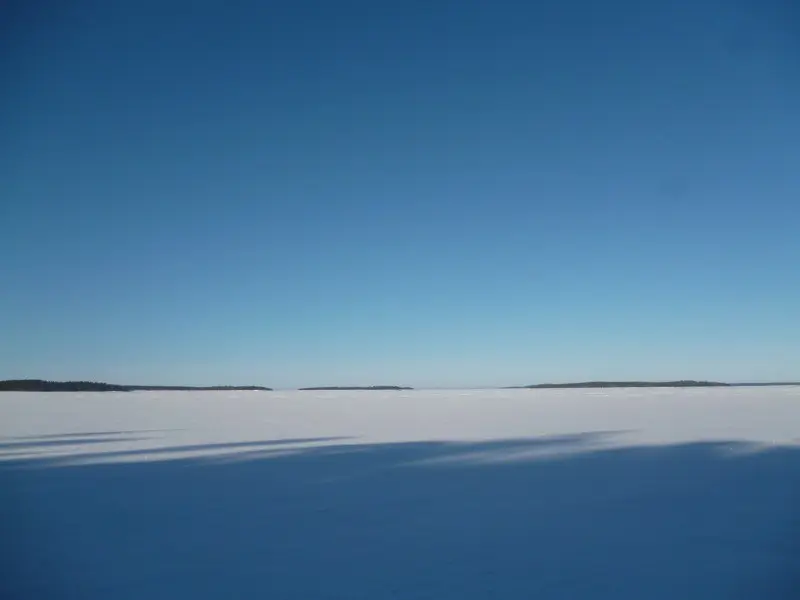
(2, 387, 799, 598)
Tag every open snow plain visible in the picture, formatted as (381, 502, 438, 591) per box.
(2, 387, 799, 599)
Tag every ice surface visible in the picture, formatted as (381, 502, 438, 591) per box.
(2, 387, 799, 598)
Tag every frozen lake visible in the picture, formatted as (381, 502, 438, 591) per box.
(2, 387, 799, 598)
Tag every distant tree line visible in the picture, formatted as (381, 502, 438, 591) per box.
(0, 380, 130, 392)
(0, 380, 272, 392)
(518, 380, 729, 389)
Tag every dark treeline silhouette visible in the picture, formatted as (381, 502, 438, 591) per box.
(4, 380, 795, 393)
(513, 380, 729, 389)
(0, 380, 272, 392)
(0, 380, 130, 392)
(298, 386, 413, 391)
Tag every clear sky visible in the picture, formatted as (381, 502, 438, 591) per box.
(2, 1, 798, 388)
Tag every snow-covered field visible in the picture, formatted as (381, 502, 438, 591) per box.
(2, 387, 798, 599)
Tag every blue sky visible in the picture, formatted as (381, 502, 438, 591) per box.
(3, 1, 798, 388)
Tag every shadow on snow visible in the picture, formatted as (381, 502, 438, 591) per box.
(2, 433, 799, 600)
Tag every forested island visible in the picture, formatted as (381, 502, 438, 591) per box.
(513, 381, 728, 389)
(298, 386, 413, 391)
(0, 380, 272, 392)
